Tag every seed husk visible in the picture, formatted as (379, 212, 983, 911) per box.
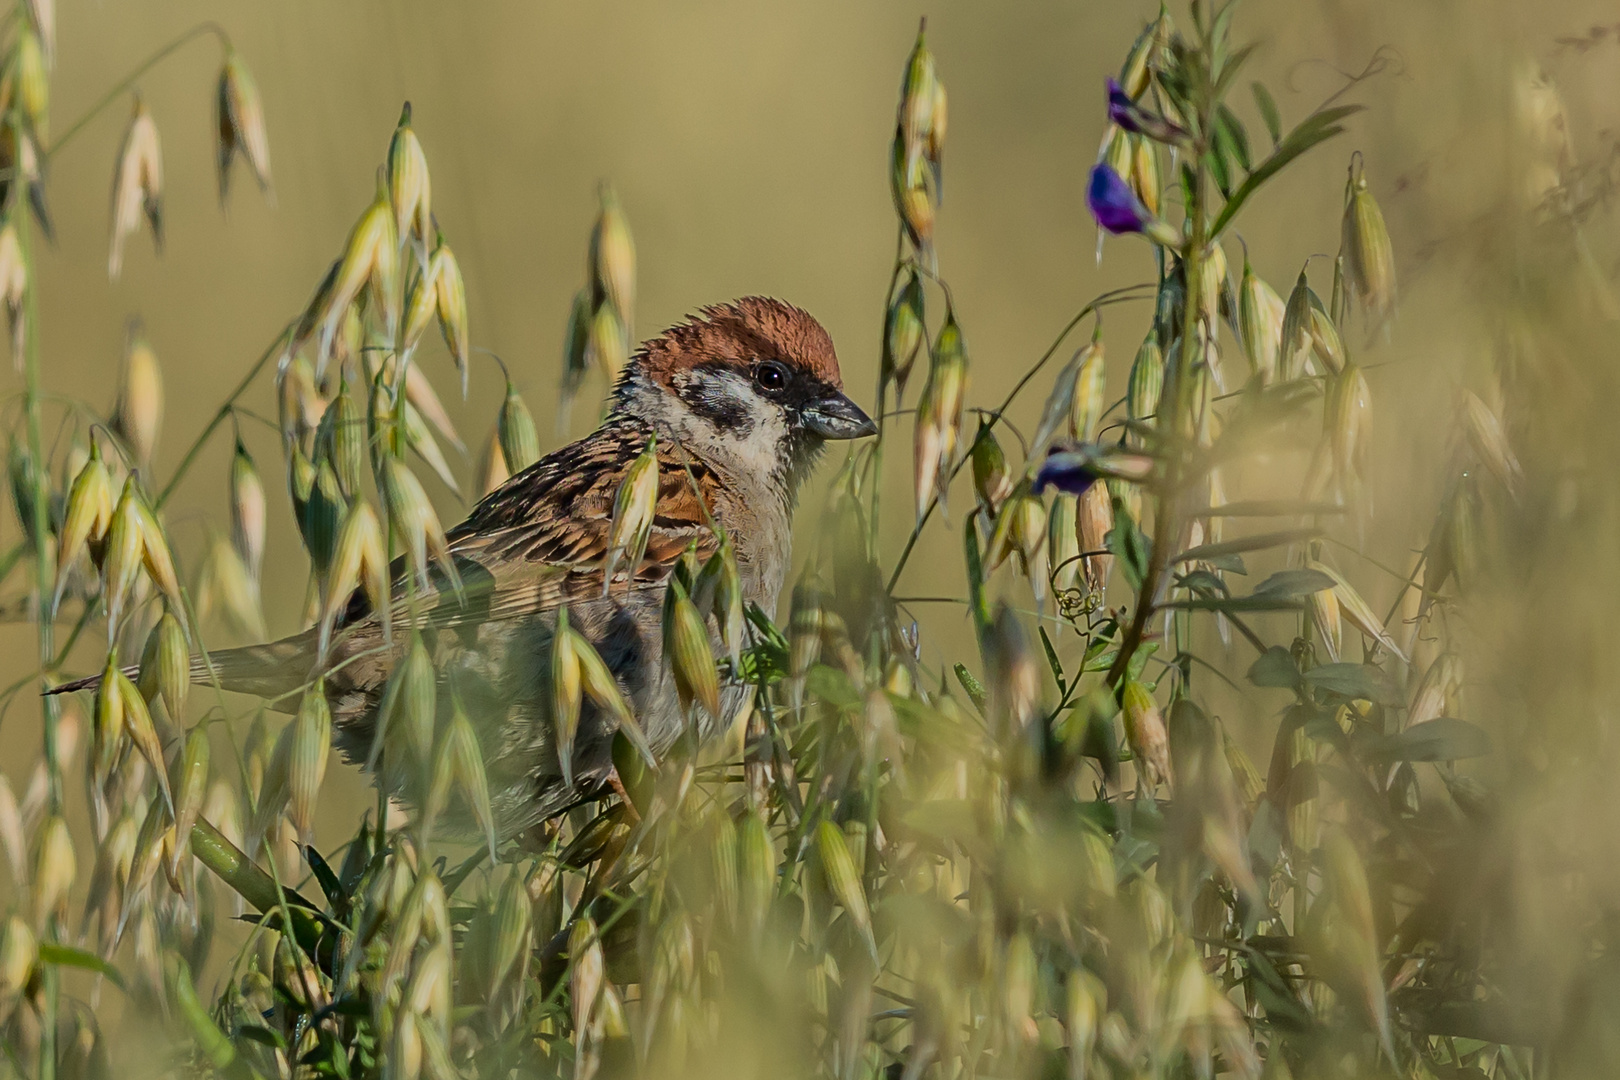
(475, 425, 509, 499)
(664, 577, 721, 720)
(1128, 328, 1164, 423)
(970, 422, 1014, 515)
(108, 97, 163, 281)
(551, 608, 583, 788)
(387, 102, 433, 247)
(487, 865, 530, 998)
(787, 576, 825, 707)
(215, 48, 272, 202)
(914, 311, 968, 521)
(1122, 680, 1173, 791)
(229, 440, 266, 586)
(287, 685, 331, 845)
(369, 632, 435, 773)
(54, 442, 113, 605)
(1070, 341, 1108, 443)
(588, 186, 636, 339)
(570, 916, 604, 1040)
(1342, 163, 1396, 321)
(138, 610, 190, 723)
(498, 379, 540, 475)
(167, 726, 209, 878)
(602, 434, 658, 592)
(1238, 255, 1286, 384)
(114, 333, 163, 468)
(431, 241, 469, 391)
(585, 301, 629, 383)
(380, 458, 458, 594)
(32, 813, 74, 923)
(885, 271, 927, 397)
(558, 287, 592, 433)
(1077, 480, 1114, 598)
(1462, 390, 1522, 496)
(816, 819, 876, 959)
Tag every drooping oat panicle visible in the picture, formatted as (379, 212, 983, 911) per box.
(569, 916, 605, 1046)
(54, 441, 112, 603)
(277, 351, 323, 453)
(1408, 652, 1461, 728)
(891, 22, 944, 266)
(434, 684, 497, 860)
(694, 532, 745, 666)
(113, 331, 163, 467)
(286, 685, 331, 845)
(737, 807, 775, 942)
(1130, 131, 1162, 216)
(1308, 305, 1345, 375)
(320, 500, 390, 655)
(603, 433, 658, 592)
(913, 310, 968, 521)
(1307, 579, 1342, 661)
(1118, 5, 1171, 98)
(313, 377, 362, 492)
(319, 177, 398, 367)
(585, 300, 628, 384)
(1461, 390, 1522, 496)
(0, 222, 25, 360)
(402, 397, 460, 496)
(32, 814, 73, 924)
(137, 610, 190, 722)
(302, 459, 346, 575)
(1237, 253, 1286, 383)
(970, 421, 1013, 516)
(573, 625, 655, 766)
(1071, 341, 1108, 443)
(14, 30, 47, 137)
(215, 48, 272, 203)
(588, 185, 635, 338)
(380, 458, 458, 593)
(664, 576, 721, 721)
(550, 608, 583, 788)
(1077, 480, 1114, 598)
(402, 361, 464, 454)
(430, 240, 469, 391)
(816, 819, 876, 959)
(134, 496, 185, 616)
(101, 479, 144, 633)
(1307, 559, 1407, 661)
(1341, 161, 1396, 322)
(0, 915, 35, 1027)
(884, 270, 927, 398)
(1321, 830, 1394, 1058)
(402, 259, 438, 355)
(229, 440, 266, 586)
(1279, 266, 1314, 381)
(167, 726, 209, 879)
(111, 663, 172, 809)
(487, 864, 531, 999)
(1030, 350, 1082, 461)
(498, 378, 540, 475)
(1128, 327, 1164, 423)
(387, 102, 433, 248)
(369, 631, 436, 778)
(1121, 680, 1172, 791)
(108, 97, 163, 280)
(1325, 363, 1371, 491)
(91, 658, 124, 798)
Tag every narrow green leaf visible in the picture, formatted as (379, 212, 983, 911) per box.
(954, 663, 988, 717)
(1211, 105, 1364, 236)
(1303, 662, 1403, 705)
(1038, 625, 1066, 693)
(1174, 528, 1322, 564)
(1253, 568, 1337, 598)
(40, 943, 125, 989)
(1251, 81, 1282, 144)
(1370, 718, 1491, 762)
(1248, 646, 1300, 688)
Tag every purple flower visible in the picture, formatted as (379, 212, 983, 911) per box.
(1104, 76, 1189, 145)
(1088, 163, 1151, 235)
(1033, 449, 1101, 497)
(1106, 77, 1136, 130)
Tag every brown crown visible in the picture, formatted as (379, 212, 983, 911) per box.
(636, 296, 842, 389)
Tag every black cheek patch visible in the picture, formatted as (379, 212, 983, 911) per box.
(680, 379, 754, 436)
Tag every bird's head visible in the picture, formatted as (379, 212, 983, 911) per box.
(613, 296, 875, 498)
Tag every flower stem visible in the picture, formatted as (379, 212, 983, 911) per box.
(45, 22, 231, 160)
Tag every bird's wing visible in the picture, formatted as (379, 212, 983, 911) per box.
(345, 419, 729, 632)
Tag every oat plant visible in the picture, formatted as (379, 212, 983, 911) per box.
(0, 3, 1587, 1080)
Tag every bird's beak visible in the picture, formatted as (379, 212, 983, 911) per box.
(801, 391, 877, 440)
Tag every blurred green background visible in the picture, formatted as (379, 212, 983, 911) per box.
(7, 0, 1620, 972)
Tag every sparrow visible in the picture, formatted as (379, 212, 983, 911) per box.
(61, 297, 875, 841)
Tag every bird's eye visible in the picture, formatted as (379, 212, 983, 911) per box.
(754, 361, 789, 394)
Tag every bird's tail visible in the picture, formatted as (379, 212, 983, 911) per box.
(47, 633, 316, 705)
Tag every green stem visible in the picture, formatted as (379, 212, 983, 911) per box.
(1106, 188, 1207, 691)
(45, 22, 231, 159)
(885, 284, 1152, 593)
(156, 325, 288, 508)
